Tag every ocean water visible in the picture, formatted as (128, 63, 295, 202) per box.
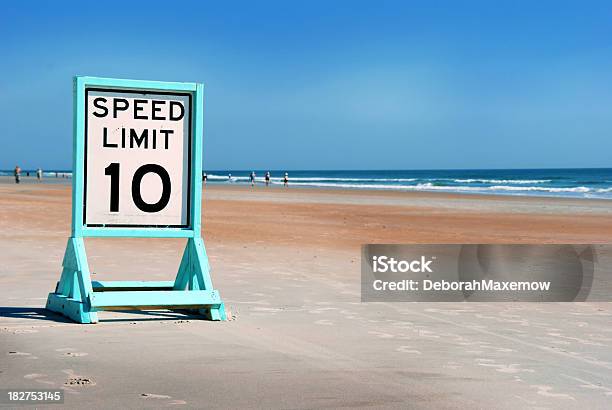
(205, 169, 612, 200)
(3, 168, 612, 199)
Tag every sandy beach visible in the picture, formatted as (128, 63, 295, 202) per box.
(2, 181, 612, 408)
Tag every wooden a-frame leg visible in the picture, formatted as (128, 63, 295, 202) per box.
(46, 237, 98, 324)
(173, 237, 227, 320)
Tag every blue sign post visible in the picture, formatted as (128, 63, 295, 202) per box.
(46, 76, 226, 323)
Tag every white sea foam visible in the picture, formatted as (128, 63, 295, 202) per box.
(277, 181, 612, 197)
(285, 181, 580, 192)
(452, 179, 552, 184)
(487, 185, 590, 193)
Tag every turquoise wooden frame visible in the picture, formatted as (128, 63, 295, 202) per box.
(46, 76, 226, 323)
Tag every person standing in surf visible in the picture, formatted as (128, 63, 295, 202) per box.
(283, 172, 289, 187)
(265, 171, 271, 186)
(14, 165, 21, 184)
(250, 171, 256, 187)
(36, 168, 43, 182)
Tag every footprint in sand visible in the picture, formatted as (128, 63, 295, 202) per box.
(7, 351, 38, 359)
(23, 374, 55, 386)
(169, 400, 187, 405)
(244, 291, 267, 297)
(314, 319, 334, 326)
(24, 373, 47, 379)
(443, 361, 461, 370)
(368, 331, 395, 339)
(141, 393, 187, 404)
(480, 363, 535, 374)
(562, 374, 612, 395)
(56, 348, 88, 357)
(338, 310, 357, 320)
(308, 307, 338, 314)
(530, 385, 575, 400)
(548, 340, 571, 345)
(396, 346, 421, 354)
(64, 352, 89, 357)
(63, 369, 95, 387)
(12, 328, 38, 334)
(141, 393, 172, 399)
(479, 344, 515, 353)
(251, 307, 282, 314)
(64, 377, 95, 386)
(417, 330, 440, 339)
(475, 358, 534, 374)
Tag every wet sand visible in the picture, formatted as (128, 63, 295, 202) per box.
(2, 182, 612, 408)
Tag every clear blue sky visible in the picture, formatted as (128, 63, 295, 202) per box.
(1, 0, 611, 170)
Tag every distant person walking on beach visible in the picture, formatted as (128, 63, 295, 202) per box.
(36, 168, 43, 182)
(14, 165, 21, 184)
(265, 171, 271, 186)
(283, 172, 289, 187)
(203, 172, 207, 185)
(250, 171, 256, 187)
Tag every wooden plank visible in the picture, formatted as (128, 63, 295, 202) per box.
(192, 238, 213, 290)
(46, 293, 98, 324)
(78, 76, 198, 92)
(191, 83, 204, 234)
(173, 240, 191, 290)
(72, 76, 85, 237)
(81, 227, 195, 238)
(92, 281, 175, 291)
(90, 290, 221, 308)
(201, 303, 226, 321)
(73, 237, 95, 302)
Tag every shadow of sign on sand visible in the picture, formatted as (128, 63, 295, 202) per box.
(0, 306, 206, 324)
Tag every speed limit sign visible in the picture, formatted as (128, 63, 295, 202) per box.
(46, 77, 226, 324)
(64, 76, 205, 236)
(84, 88, 192, 227)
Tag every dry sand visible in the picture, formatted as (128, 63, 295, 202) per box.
(2, 181, 612, 408)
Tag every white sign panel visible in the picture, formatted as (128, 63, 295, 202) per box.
(84, 89, 191, 227)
